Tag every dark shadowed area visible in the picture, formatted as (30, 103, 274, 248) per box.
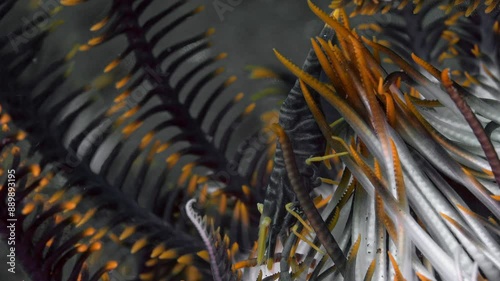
(0, 1, 328, 280)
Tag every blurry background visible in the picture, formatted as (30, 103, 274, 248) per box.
(1, 0, 329, 280)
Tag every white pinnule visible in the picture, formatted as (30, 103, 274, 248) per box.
(185, 198, 223, 281)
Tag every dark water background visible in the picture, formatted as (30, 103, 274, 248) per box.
(0, 0, 329, 280)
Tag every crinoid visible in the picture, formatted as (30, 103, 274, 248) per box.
(1, 0, 500, 281)
(1, 0, 284, 280)
(253, 1, 500, 280)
